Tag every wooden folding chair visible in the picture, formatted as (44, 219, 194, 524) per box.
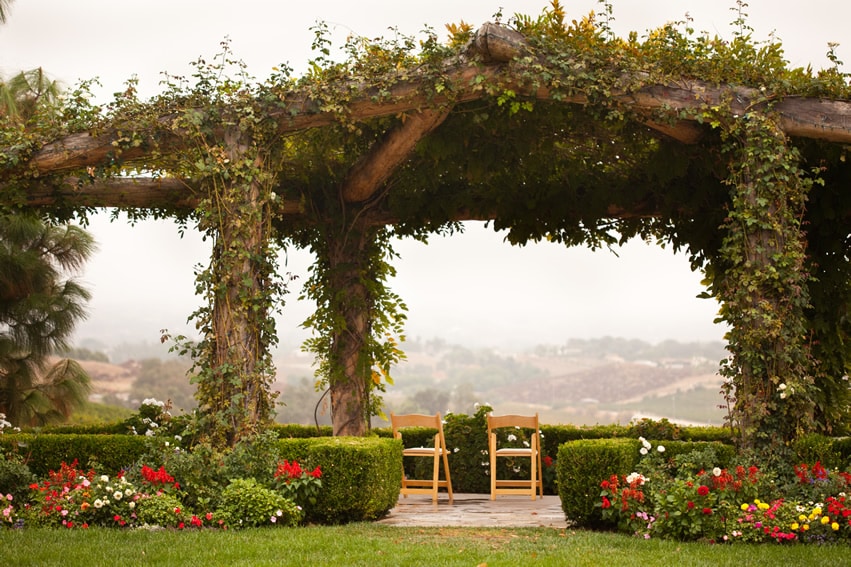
(487, 413, 543, 500)
(390, 412, 453, 503)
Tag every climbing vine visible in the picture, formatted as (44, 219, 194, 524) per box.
(711, 110, 815, 454)
(3, 1, 851, 449)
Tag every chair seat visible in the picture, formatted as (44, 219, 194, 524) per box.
(494, 448, 533, 457)
(403, 447, 446, 456)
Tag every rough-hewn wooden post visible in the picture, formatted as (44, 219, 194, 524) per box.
(324, 227, 372, 437)
(195, 127, 276, 445)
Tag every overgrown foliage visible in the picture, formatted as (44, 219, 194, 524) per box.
(2, 1, 851, 448)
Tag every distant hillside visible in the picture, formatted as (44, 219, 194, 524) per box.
(69, 336, 730, 427)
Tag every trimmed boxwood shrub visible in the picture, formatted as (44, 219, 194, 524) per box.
(558, 438, 639, 528)
(271, 424, 333, 438)
(0, 434, 147, 476)
(278, 436, 401, 524)
(557, 438, 738, 528)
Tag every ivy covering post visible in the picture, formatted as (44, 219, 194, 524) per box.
(715, 111, 815, 453)
(299, 222, 406, 437)
(185, 124, 281, 446)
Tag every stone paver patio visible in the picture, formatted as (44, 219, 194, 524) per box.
(376, 493, 567, 528)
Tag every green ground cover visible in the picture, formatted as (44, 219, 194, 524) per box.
(2, 525, 850, 567)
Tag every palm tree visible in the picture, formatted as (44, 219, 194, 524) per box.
(0, 5, 95, 425)
(0, 214, 96, 426)
(0, 67, 61, 124)
(0, 0, 13, 24)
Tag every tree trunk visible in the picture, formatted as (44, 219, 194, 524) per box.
(197, 128, 275, 445)
(325, 226, 372, 437)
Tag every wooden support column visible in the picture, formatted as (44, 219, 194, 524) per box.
(324, 224, 373, 437)
(196, 127, 276, 445)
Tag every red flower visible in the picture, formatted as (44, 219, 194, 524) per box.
(702, 507, 713, 515)
(601, 496, 612, 509)
(178, 522, 185, 530)
(311, 466, 322, 479)
(687, 501, 695, 510)
(205, 512, 214, 521)
(543, 456, 554, 468)
(190, 515, 202, 527)
(600, 480, 610, 489)
(697, 485, 710, 496)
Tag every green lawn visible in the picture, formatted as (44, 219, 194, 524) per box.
(3, 525, 851, 566)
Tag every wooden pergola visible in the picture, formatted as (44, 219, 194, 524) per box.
(3, 23, 851, 446)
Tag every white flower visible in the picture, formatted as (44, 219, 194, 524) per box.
(778, 383, 787, 391)
(626, 472, 646, 485)
(93, 499, 103, 509)
(640, 448, 648, 456)
(113, 491, 123, 500)
(100, 475, 109, 483)
(453, 447, 460, 453)
(780, 393, 787, 399)
(128, 501, 135, 510)
(276, 510, 283, 517)
(270, 516, 277, 523)
(513, 466, 521, 473)
(507, 434, 517, 442)
(657, 445, 666, 453)
(712, 467, 722, 477)
(145, 429, 155, 437)
(523, 440, 530, 447)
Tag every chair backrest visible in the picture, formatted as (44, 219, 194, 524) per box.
(391, 412, 444, 439)
(487, 413, 539, 435)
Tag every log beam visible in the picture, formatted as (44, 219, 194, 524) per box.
(341, 108, 452, 202)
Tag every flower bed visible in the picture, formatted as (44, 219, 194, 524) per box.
(596, 438, 851, 543)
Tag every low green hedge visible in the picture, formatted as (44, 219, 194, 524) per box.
(0, 434, 147, 476)
(278, 437, 402, 524)
(557, 438, 738, 528)
(557, 438, 638, 528)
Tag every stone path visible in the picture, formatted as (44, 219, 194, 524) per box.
(376, 493, 567, 528)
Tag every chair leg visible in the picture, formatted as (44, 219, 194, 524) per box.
(431, 451, 440, 503)
(442, 449, 454, 502)
(489, 435, 497, 500)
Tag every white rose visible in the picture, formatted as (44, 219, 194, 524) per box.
(713, 467, 722, 477)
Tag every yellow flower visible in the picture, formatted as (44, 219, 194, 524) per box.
(832, 522, 840, 531)
(754, 499, 762, 505)
(791, 522, 799, 530)
(758, 502, 769, 510)
(802, 524, 810, 531)
(740, 503, 749, 511)
(799, 514, 807, 522)
(821, 516, 830, 525)
(813, 507, 823, 516)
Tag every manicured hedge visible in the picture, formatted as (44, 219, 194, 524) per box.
(0, 434, 147, 476)
(556, 438, 738, 528)
(278, 436, 402, 524)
